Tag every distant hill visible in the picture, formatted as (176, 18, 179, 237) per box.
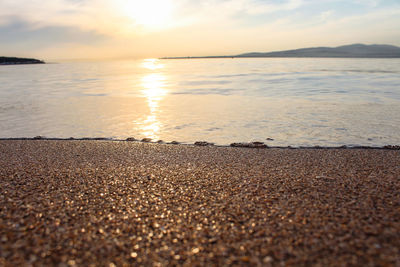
(237, 44, 400, 58)
(162, 44, 400, 59)
(0, 57, 45, 65)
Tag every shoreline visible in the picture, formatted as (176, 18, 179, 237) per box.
(0, 137, 399, 150)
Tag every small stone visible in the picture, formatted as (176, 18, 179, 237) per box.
(192, 247, 200, 254)
(266, 138, 274, 141)
(93, 137, 108, 140)
(383, 145, 400, 150)
(67, 259, 76, 266)
(230, 142, 249, 147)
(241, 256, 250, 262)
(130, 252, 138, 258)
(126, 137, 137, 141)
(170, 141, 180, 145)
(194, 141, 214, 146)
(29, 255, 38, 262)
(263, 256, 273, 263)
(248, 142, 267, 148)
(230, 142, 267, 148)
(141, 138, 152, 142)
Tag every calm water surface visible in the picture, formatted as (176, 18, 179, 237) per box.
(1, 58, 399, 146)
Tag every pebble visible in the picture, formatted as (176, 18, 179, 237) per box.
(170, 141, 180, 145)
(263, 256, 273, 263)
(230, 142, 268, 148)
(130, 252, 138, 258)
(194, 141, 214, 146)
(383, 145, 400, 150)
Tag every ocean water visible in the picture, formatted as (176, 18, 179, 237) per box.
(0, 58, 399, 146)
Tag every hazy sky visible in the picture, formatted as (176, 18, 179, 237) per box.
(1, 0, 399, 60)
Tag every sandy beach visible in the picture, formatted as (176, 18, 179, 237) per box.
(0, 140, 399, 266)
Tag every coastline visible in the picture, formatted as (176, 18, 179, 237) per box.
(0, 137, 399, 150)
(1, 140, 399, 266)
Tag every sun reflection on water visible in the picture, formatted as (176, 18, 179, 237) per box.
(142, 59, 165, 70)
(138, 62, 168, 140)
(141, 73, 167, 108)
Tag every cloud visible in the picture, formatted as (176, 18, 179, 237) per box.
(318, 10, 334, 22)
(0, 0, 399, 59)
(171, 0, 305, 26)
(0, 19, 108, 50)
(0, 0, 122, 35)
(273, 6, 400, 47)
(239, 0, 304, 15)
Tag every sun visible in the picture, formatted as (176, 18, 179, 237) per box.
(124, 0, 174, 29)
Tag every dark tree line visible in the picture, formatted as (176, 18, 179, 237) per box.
(0, 57, 45, 64)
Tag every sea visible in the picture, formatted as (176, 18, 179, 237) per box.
(1, 58, 399, 147)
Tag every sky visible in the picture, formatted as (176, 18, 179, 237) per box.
(0, 0, 399, 60)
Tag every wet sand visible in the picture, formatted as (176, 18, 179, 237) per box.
(0, 140, 399, 266)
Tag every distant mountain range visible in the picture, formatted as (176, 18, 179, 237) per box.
(163, 44, 400, 59)
(0, 57, 45, 65)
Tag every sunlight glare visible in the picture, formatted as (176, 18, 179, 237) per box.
(124, 0, 174, 29)
(142, 59, 164, 70)
(142, 114, 161, 139)
(141, 73, 167, 104)
(137, 73, 168, 140)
